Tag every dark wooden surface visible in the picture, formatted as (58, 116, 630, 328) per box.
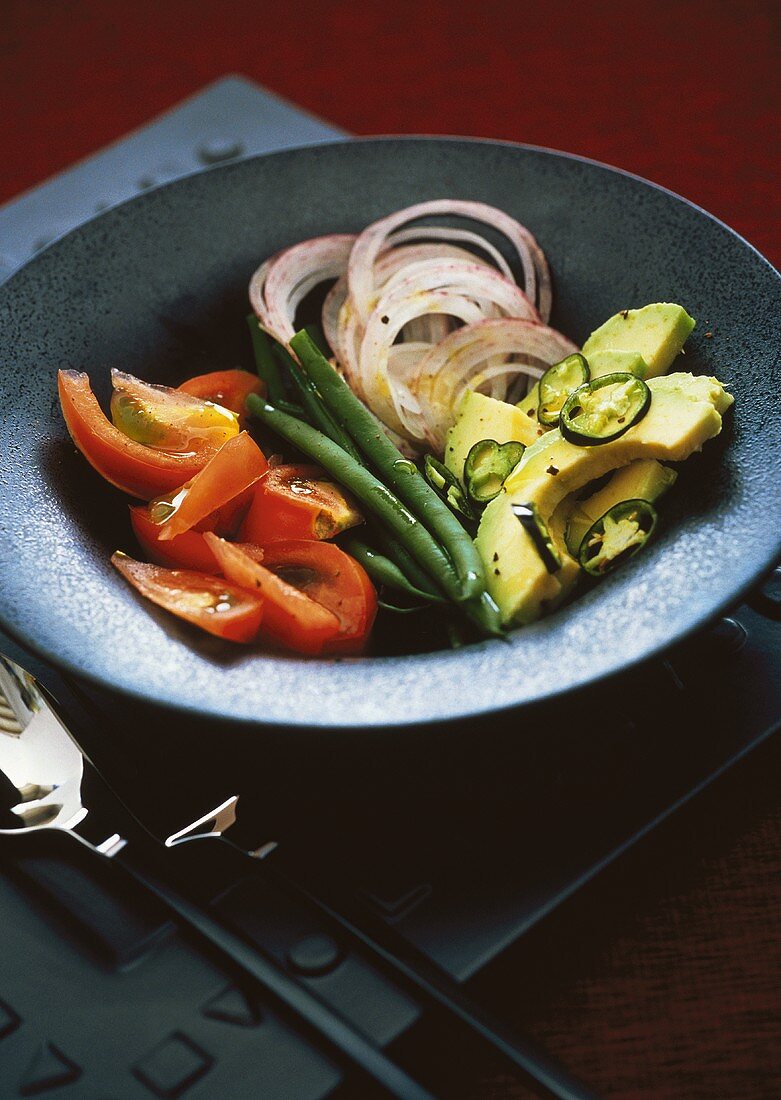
(3, 2, 780, 1095)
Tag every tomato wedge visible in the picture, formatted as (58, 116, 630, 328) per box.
(240, 464, 363, 543)
(203, 534, 342, 656)
(129, 505, 220, 573)
(261, 541, 377, 655)
(151, 432, 268, 542)
(178, 370, 264, 422)
(111, 370, 239, 450)
(111, 552, 264, 643)
(58, 370, 218, 498)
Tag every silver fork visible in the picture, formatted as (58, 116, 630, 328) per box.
(0, 652, 433, 1100)
(0, 652, 594, 1100)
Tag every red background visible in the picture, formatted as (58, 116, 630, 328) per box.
(2, 0, 779, 266)
(2, 2, 780, 1096)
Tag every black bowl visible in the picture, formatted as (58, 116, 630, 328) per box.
(0, 138, 779, 729)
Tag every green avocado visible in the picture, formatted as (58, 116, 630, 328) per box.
(444, 391, 540, 485)
(562, 458, 677, 556)
(503, 372, 732, 519)
(515, 382, 540, 417)
(582, 303, 695, 378)
(586, 348, 648, 379)
(474, 495, 562, 625)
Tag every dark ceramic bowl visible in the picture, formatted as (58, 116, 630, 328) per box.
(0, 138, 779, 729)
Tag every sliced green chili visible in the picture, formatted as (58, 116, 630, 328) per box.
(537, 353, 590, 426)
(560, 372, 651, 446)
(464, 439, 525, 504)
(578, 499, 658, 576)
(511, 502, 562, 573)
(424, 455, 476, 519)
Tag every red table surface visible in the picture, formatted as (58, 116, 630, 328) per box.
(3, 0, 780, 269)
(3, 2, 780, 1097)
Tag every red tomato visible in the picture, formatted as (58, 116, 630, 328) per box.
(111, 553, 264, 643)
(240, 464, 363, 543)
(259, 541, 377, 655)
(203, 534, 342, 656)
(178, 370, 264, 422)
(111, 370, 239, 450)
(152, 432, 268, 542)
(58, 370, 217, 498)
(129, 505, 220, 573)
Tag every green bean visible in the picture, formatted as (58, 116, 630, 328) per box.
(289, 329, 485, 602)
(463, 590, 505, 638)
(272, 343, 363, 462)
(276, 398, 310, 420)
(246, 315, 284, 404)
(247, 396, 467, 605)
(304, 323, 332, 358)
(344, 538, 446, 604)
(372, 528, 444, 598)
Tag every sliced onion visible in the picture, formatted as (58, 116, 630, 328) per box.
(252, 234, 355, 343)
(360, 290, 487, 435)
(388, 225, 514, 280)
(415, 319, 578, 449)
(377, 258, 539, 322)
(249, 202, 569, 456)
(348, 200, 550, 324)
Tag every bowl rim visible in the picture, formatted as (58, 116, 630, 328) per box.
(1, 134, 780, 730)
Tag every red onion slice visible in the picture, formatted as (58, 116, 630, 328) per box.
(348, 200, 550, 325)
(250, 234, 356, 344)
(415, 319, 578, 448)
(388, 225, 514, 280)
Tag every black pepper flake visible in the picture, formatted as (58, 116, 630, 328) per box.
(526, 408, 535, 418)
(619, 309, 630, 319)
(492, 552, 499, 562)
(381, 315, 389, 324)
(494, 568, 501, 576)
(546, 465, 559, 476)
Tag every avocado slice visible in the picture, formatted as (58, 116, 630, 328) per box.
(586, 348, 649, 379)
(582, 303, 695, 378)
(444, 391, 540, 486)
(474, 494, 562, 625)
(562, 459, 677, 556)
(503, 373, 732, 519)
(515, 382, 540, 417)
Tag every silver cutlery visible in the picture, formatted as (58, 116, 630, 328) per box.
(0, 650, 593, 1100)
(0, 652, 432, 1100)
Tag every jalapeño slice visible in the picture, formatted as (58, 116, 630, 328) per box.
(537, 353, 590, 426)
(511, 502, 562, 573)
(424, 455, 476, 520)
(464, 439, 525, 504)
(578, 499, 657, 576)
(560, 372, 651, 446)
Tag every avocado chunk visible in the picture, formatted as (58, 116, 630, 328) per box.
(504, 373, 732, 519)
(586, 348, 648, 379)
(475, 495, 561, 625)
(562, 459, 677, 555)
(582, 303, 695, 378)
(543, 498, 583, 608)
(444, 391, 539, 485)
(516, 382, 541, 419)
